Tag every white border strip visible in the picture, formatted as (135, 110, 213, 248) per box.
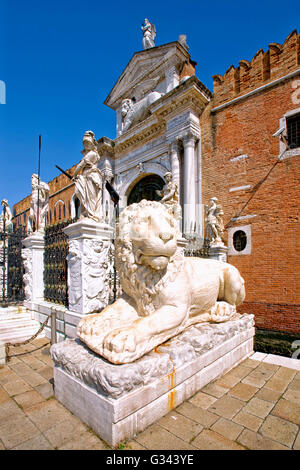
(250, 352, 300, 370)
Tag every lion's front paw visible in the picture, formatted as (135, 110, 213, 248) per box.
(210, 301, 236, 322)
(103, 327, 137, 354)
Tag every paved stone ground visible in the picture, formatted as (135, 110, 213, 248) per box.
(0, 338, 299, 450)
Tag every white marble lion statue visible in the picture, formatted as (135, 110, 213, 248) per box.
(121, 91, 162, 133)
(77, 200, 245, 364)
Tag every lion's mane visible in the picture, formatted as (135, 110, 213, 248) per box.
(115, 200, 182, 316)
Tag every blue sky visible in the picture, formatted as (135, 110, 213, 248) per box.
(1, 0, 299, 209)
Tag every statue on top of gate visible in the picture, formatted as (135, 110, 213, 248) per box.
(72, 130, 103, 223)
(141, 18, 156, 50)
(27, 174, 50, 234)
(0, 199, 13, 232)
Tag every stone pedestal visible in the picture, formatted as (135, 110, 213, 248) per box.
(63, 218, 114, 315)
(208, 244, 228, 262)
(51, 314, 254, 447)
(22, 231, 45, 305)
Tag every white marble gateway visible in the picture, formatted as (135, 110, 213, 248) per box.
(98, 37, 212, 236)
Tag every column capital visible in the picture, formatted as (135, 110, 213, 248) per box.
(183, 131, 198, 147)
(169, 137, 180, 154)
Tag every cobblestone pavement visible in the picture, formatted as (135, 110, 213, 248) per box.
(0, 338, 299, 450)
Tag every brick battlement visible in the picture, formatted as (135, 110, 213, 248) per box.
(212, 30, 300, 107)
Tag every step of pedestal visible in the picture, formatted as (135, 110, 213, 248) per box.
(0, 306, 28, 315)
(0, 311, 44, 344)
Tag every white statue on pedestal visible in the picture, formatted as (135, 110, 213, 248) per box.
(156, 172, 182, 222)
(73, 131, 103, 222)
(205, 197, 225, 246)
(0, 199, 13, 232)
(77, 199, 245, 364)
(141, 18, 156, 49)
(27, 175, 50, 234)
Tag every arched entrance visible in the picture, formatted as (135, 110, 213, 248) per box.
(127, 174, 164, 205)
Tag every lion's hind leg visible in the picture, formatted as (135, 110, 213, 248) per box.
(222, 265, 245, 306)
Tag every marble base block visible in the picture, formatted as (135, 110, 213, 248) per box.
(51, 314, 254, 447)
(208, 244, 228, 262)
(63, 218, 114, 315)
(22, 231, 45, 303)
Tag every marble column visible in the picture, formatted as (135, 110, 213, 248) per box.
(183, 132, 197, 234)
(169, 138, 181, 204)
(196, 137, 203, 237)
(63, 219, 114, 315)
(22, 231, 45, 305)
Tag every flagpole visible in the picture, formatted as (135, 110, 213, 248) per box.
(36, 135, 41, 231)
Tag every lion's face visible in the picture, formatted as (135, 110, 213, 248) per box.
(131, 205, 177, 271)
(117, 200, 177, 272)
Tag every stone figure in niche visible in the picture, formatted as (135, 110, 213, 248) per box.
(27, 174, 50, 234)
(72, 131, 103, 222)
(156, 172, 181, 221)
(77, 199, 245, 364)
(83, 239, 108, 311)
(67, 239, 82, 308)
(22, 248, 32, 300)
(0, 199, 13, 232)
(205, 197, 225, 246)
(141, 18, 156, 49)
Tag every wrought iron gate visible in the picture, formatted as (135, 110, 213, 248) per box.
(1, 225, 26, 304)
(184, 234, 210, 258)
(44, 220, 73, 307)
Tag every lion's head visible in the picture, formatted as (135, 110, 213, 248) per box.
(115, 200, 182, 316)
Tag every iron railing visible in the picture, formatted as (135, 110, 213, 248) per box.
(184, 234, 211, 258)
(7, 226, 27, 302)
(44, 220, 73, 307)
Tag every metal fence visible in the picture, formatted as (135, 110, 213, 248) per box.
(43, 220, 73, 307)
(1, 225, 27, 304)
(107, 241, 122, 304)
(7, 226, 27, 302)
(184, 234, 211, 258)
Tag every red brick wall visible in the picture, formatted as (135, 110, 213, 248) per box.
(212, 30, 300, 107)
(200, 30, 300, 333)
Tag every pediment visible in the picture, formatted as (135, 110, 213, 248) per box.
(104, 41, 190, 110)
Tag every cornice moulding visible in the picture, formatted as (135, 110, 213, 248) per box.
(104, 42, 191, 109)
